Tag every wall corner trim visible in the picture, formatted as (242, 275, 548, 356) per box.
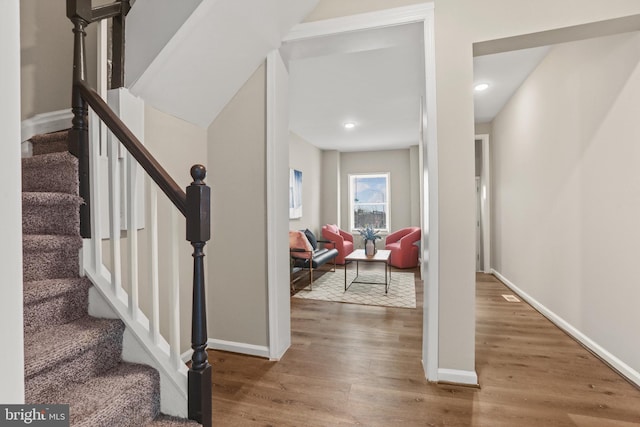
(207, 338, 270, 359)
(21, 109, 72, 143)
(492, 269, 640, 388)
(437, 368, 479, 386)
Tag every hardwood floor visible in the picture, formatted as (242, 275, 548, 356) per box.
(209, 269, 640, 426)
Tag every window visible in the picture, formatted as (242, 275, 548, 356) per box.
(349, 173, 390, 232)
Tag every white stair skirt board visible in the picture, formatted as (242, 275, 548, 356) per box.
(21, 109, 72, 143)
(88, 286, 188, 417)
(181, 339, 271, 363)
(437, 368, 479, 386)
(492, 269, 640, 388)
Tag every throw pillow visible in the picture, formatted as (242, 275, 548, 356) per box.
(289, 230, 312, 259)
(303, 229, 318, 250)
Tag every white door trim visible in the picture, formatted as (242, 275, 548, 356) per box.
(266, 50, 292, 360)
(476, 134, 491, 273)
(268, 2, 439, 382)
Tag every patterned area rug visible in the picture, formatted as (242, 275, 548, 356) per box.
(292, 270, 416, 309)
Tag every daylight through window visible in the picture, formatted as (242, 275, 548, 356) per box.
(349, 173, 390, 232)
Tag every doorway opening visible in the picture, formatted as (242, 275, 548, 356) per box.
(266, 4, 439, 381)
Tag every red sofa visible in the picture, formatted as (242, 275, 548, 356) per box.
(385, 227, 421, 268)
(321, 224, 354, 265)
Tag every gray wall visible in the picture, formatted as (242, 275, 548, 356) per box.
(20, 0, 99, 120)
(207, 63, 268, 347)
(492, 32, 640, 375)
(321, 150, 341, 227)
(340, 149, 416, 238)
(289, 132, 323, 236)
(433, 0, 640, 377)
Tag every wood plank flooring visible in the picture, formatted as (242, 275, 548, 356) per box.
(208, 269, 640, 426)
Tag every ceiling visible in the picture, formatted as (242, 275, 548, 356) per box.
(285, 23, 425, 152)
(473, 45, 551, 123)
(129, 0, 320, 128)
(286, 25, 551, 151)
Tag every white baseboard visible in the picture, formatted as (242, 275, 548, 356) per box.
(21, 109, 72, 143)
(491, 269, 640, 388)
(437, 368, 479, 386)
(181, 338, 270, 362)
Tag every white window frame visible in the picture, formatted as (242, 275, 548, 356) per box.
(349, 172, 391, 233)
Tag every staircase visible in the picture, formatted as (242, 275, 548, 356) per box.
(22, 130, 200, 427)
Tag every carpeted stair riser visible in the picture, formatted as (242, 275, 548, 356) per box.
(30, 130, 70, 156)
(23, 235, 83, 282)
(23, 278, 90, 334)
(22, 192, 82, 235)
(22, 151, 79, 195)
(34, 363, 160, 427)
(25, 317, 125, 403)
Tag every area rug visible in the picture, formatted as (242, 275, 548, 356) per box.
(292, 270, 416, 309)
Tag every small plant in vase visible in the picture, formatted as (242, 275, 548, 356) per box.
(359, 225, 382, 256)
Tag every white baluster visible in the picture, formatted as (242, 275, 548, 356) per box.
(149, 182, 160, 344)
(127, 152, 139, 320)
(107, 131, 122, 294)
(169, 208, 182, 370)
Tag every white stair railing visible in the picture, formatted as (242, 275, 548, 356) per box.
(80, 19, 190, 417)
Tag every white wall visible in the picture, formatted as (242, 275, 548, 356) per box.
(0, 0, 25, 403)
(207, 63, 269, 348)
(303, 0, 425, 22)
(340, 149, 414, 237)
(434, 0, 640, 376)
(289, 132, 322, 235)
(125, 0, 203, 87)
(492, 32, 640, 376)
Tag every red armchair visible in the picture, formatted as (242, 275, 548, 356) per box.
(321, 224, 354, 265)
(385, 227, 421, 268)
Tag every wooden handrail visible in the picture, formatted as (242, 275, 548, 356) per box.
(76, 81, 187, 216)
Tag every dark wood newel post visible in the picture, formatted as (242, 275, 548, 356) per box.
(67, 0, 92, 238)
(111, 0, 130, 88)
(186, 165, 212, 427)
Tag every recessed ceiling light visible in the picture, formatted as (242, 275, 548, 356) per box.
(474, 83, 490, 92)
(344, 122, 356, 129)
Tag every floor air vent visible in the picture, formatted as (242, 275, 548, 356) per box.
(502, 294, 520, 302)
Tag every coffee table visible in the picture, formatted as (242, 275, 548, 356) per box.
(344, 249, 391, 294)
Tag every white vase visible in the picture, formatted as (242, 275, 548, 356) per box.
(365, 239, 375, 256)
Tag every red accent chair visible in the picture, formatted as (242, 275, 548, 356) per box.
(321, 224, 354, 265)
(385, 227, 421, 268)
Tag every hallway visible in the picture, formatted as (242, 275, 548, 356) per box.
(209, 269, 640, 426)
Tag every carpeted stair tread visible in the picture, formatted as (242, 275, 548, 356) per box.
(34, 362, 160, 427)
(23, 234, 83, 281)
(22, 192, 82, 235)
(25, 316, 124, 402)
(146, 415, 202, 426)
(23, 278, 90, 334)
(30, 129, 69, 155)
(22, 151, 78, 195)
